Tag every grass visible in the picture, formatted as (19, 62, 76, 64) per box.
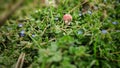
(0, 0, 120, 68)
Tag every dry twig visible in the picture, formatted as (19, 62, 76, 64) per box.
(15, 52, 25, 68)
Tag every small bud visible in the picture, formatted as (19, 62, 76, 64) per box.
(101, 29, 107, 34)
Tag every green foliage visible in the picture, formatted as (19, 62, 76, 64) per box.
(0, 0, 120, 68)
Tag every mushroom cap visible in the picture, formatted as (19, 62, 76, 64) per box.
(63, 14, 72, 21)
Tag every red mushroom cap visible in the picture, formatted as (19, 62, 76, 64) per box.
(63, 14, 72, 25)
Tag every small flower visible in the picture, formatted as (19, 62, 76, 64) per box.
(18, 23, 23, 27)
(78, 30, 83, 34)
(20, 33, 25, 37)
(19, 30, 25, 37)
(112, 22, 118, 25)
(79, 13, 82, 16)
(101, 29, 107, 34)
(63, 14, 72, 25)
(87, 10, 92, 14)
(32, 34, 35, 37)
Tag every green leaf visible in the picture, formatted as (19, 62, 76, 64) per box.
(75, 46, 86, 56)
